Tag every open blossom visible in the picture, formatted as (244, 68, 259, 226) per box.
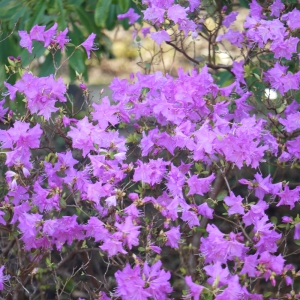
(5, 12, 300, 299)
(165, 225, 181, 248)
(184, 276, 204, 299)
(150, 30, 170, 45)
(56, 28, 70, 50)
(81, 33, 98, 59)
(167, 4, 187, 23)
(115, 262, 172, 299)
(282, 8, 300, 30)
(187, 173, 215, 196)
(223, 11, 238, 28)
(270, 0, 284, 17)
(143, 7, 165, 24)
(30, 25, 45, 42)
(224, 192, 245, 215)
(43, 23, 58, 47)
(19, 30, 32, 53)
(118, 8, 140, 24)
(0, 266, 10, 290)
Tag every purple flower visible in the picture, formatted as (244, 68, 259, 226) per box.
(0, 266, 10, 291)
(282, 8, 300, 30)
(142, 27, 151, 37)
(118, 8, 140, 25)
(167, 4, 187, 23)
(271, 37, 299, 60)
(286, 136, 300, 159)
(30, 24, 45, 42)
(232, 60, 245, 84)
(181, 209, 200, 228)
(3, 82, 18, 100)
(187, 173, 215, 196)
(243, 201, 269, 226)
(200, 224, 248, 263)
(184, 276, 204, 299)
(270, 0, 285, 17)
(249, 0, 262, 19)
(189, 0, 200, 12)
(0, 211, 5, 226)
(143, 7, 165, 24)
(79, 83, 87, 90)
(223, 11, 238, 28)
(133, 159, 168, 186)
(215, 275, 243, 299)
(56, 28, 70, 50)
(217, 29, 244, 48)
(81, 33, 98, 59)
(84, 217, 109, 242)
(115, 264, 151, 299)
(115, 216, 141, 249)
(149, 244, 161, 254)
(43, 23, 58, 47)
(277, 184, 300, 209)
(294, 223, 300, 240)
(240, 254, 259, 277)
(165, 225, 181, 248)
(100, 238, 127, 257)
(150, 30, 170, 45)
(198, 202, 214, 219)
(282, 216, 293, 223)
(224, 192, 245, 215)
(143, 261, 173, 298)
(18, 30, 32, 53)
(92, 96, 118, 129)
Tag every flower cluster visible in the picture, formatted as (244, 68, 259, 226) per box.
(1, 0, 300, 299)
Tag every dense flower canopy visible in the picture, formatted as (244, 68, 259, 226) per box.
(1, 0, 300, 299)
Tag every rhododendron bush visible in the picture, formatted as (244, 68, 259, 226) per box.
(1, 0, 300, 299)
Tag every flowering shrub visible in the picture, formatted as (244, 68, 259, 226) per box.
(1, 0, 300, 299)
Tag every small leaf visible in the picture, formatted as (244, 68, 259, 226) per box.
(138, 247, 145, 252)
(277, 224, 286, 228)
(244, 65, 251, 78)
(179, 267, 186, 275)
(270, 216, 278, 225)
(95, 0, 112, 27)
(263, 292, 272, 298)
(217, 190, 227, 202)
(294, 240, 300, 246)
(253, 73, 261, 81)
(119, 0, 129, 12)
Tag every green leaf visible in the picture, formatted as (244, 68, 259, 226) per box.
(179, 267, 186, 275)
(138, 247, 145, 252)
(119, 0, 130, 13)
(239, 0, 250, 8)
(76, 8, 98, 33)
(0, 0, 12, 9)
(38, 51, 61, 77)
(95, 0, 112, 27)
(270, 216, 278, 225)
(56, 0, 67, 29)
(195, 162, 203, 173)
(26, 0, 46, 30)
(294, 240, 300, 246)
(244, 65, 251, 78)
(253, 72, 261, 81)
(217, 190, 227, 202)
(105, 4, 117, 30)
(277, 224, 286, 228)
(263, 292, 272, 298)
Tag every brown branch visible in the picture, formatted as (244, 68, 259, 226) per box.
(165, 41, 234, 74)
